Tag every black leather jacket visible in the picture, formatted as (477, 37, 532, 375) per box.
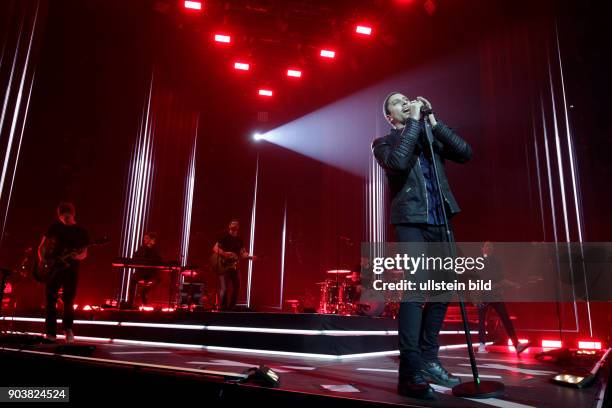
(371, 118, 472, 225)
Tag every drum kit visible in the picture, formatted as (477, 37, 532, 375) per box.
(316, 268, 403, 317)
(316, 269, 361, 315)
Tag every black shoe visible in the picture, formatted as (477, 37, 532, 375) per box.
(516, 341, 531, 355)
(421, 361, 461, 387)
(397, 373, 436, 400)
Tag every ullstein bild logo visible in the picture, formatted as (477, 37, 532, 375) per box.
(372, 278, 493, 292)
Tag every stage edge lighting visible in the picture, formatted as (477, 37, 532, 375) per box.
(551, 348, 610, 389)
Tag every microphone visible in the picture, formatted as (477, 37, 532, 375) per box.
(420, 106, 433, 116)
(405, 101, 432, 117)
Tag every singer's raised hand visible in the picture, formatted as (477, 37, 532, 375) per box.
(416, 96, 432, 110)
(408, 99, 424, 121)
(417, 96, 437, 126)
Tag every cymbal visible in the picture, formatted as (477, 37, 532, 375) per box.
(315, 281, 327, 285)
(326, 269, 352, 274)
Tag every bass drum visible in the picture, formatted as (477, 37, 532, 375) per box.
(356, 301, 386, 317)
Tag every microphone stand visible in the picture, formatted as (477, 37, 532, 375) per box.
(422, 112, 505, 398)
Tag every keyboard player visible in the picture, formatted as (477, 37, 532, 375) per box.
(128, 232, 162, 307)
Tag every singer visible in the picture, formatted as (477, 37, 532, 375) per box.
(372, 92, 472, 399)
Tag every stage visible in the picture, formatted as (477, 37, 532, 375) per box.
(0, 308, 477, 357)
(0, 309, 610, 406)
(0, 323, 608, 407)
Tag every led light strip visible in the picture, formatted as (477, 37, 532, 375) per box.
(0, 3, 39, 243)
(179, 118, 198, 267)
(119, 74, 156, 301)
(366, 152, 387, 261)
(246, 156, 259, 308)
(1, 329, 483, 360)
(0, 316, 476, 336)
(279, 200, 287, 309)
(544, 61, 580, 333)
(0, 5, 39, 197)
(1, 70, 35, 239)
(0, 345, 246, 379)
(554, 28, 592, 338)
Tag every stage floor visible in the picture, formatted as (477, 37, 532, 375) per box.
(1, 335, 607, 408)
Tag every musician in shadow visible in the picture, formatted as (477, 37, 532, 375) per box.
(212, 219, 255, 311)
(37, 202, 89, 343)
(476, 241, 530, 355)
(129, 232, 162, 307)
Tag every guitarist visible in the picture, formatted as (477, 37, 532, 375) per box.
(37, 202, 89, 343)
(212, 219, 255, 311)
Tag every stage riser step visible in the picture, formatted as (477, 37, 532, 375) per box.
(3, 319, 476, 356)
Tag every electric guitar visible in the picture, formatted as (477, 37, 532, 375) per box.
(210, 252, 257, 275)
(33, 237, 110, 283)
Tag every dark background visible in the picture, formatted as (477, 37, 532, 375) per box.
(0, 0, 609, 334)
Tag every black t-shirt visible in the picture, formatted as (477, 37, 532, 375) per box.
(216, 232, 244, 255)
(133, 245, 162, 263)
(133, 245, 162, 278)
(45, 221, 90, 261)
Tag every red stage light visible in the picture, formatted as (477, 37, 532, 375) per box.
(139, 306, 155, 312)
(184, 1, 202, 11)
(287, 69, 302, 78)
(578, 340, 602, 350)
(214, 34, 231, 43)
(541, 339, 562, 348)
(234, 62, 250, 71)
(83, 305, 92, 311)
(258, 89, 273, 97)
(320, 49, 335, 59)
(355, 25, 373, 36)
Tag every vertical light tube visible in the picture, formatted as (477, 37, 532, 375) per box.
(541, 98, 558, 244)
(555, 27, 584, 243)
(533, 135, 546, 241)
(0, 14, 24, 145)
(246, 155, 259, 308)
(0, 2, 39, 244)
(0, 4, 38, 197)
(555, 27, 592, 336)
(548, 61, 571, 243)
(1, 70, 35, 239)
(180, 116, 198, 267)
(549, 60, 580, 331)
(120, 75, 156, 301)
(279, 199, 287, 309)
